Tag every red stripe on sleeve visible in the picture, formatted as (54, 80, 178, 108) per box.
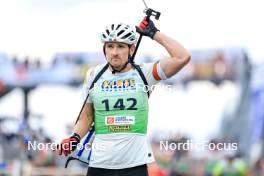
(152, 62, 161, 81)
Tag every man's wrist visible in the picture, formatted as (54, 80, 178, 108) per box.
(153, 31, 161, 40)
(71, 132, 81, 142)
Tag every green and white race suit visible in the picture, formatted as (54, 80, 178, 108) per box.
(83, 63, 163, 169)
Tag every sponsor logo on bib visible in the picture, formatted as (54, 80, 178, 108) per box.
(108, 125, 131, 132)
(105, 116, 135, 125)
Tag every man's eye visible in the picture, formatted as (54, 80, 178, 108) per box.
(107, 45, 113, 48)
(118, 45, 125, 48)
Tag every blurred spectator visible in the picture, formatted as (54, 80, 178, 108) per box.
(168, 136, 194, 176)
(212, 151, 247, 176)
(203, 139, 222, 176)
(23, 56, 30, 70)
(11, 55, 19, 67)
(252, 158, 264, 176)
(148, 163, 167, 176)
(0, 81, 6, 93)
(32, 137, 56, 167)
(34, 58, 42, 69)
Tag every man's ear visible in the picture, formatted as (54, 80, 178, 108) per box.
(129, 44, 136, 55)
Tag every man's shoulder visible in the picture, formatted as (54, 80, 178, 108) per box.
(87, 64, 107, 77)
(136, 62, 164, 82)
(86, 64, 105, 80)
(137, 62, 154, 72)
(93, 63, 108, 73)
(133, 62, 154, 80)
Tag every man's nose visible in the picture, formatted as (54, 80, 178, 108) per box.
(111, 47, 118, 55)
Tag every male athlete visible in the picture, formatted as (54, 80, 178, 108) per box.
(58, 17, 190, 176)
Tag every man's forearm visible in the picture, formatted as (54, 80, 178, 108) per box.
(73, 103, 94, 139)
(73, 115, 93, 139)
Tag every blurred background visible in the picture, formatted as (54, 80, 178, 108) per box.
(0, 0, 263, 175)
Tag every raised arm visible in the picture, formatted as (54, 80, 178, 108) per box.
(154, 32, 190, 78)
(136, 17, 191, 78)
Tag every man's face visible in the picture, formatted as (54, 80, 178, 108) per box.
(105, 42, 134, 69)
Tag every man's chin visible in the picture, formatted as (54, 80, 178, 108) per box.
(110, 61, 121, 67)
(112, 66, 122, 70)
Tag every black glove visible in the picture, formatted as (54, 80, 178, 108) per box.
(136, 16, 160, 39)
(57, 133, 81, 156)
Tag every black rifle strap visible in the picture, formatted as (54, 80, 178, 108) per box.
(130, 62, 150, 97)
(75, 63, 109, 124)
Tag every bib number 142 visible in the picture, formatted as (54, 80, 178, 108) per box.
(101, 98, 137, 111)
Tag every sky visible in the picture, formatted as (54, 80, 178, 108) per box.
(0, 0, 263, 64)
